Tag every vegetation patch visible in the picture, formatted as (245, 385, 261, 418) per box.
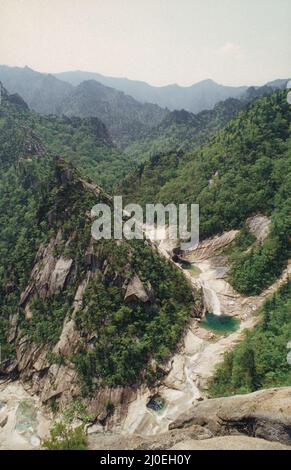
(209, 281, 291, 397)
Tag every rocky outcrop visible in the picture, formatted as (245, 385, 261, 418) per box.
(169, 387, 291, 445)
(7, 313, 18, 343)
(183, 230, 239, 262)
(16, 338, 49, 375)
(0, 381, 51, 450)
(22, 128, 46, 157)
(52, 319, 80, 357)
(170, 435, 290, 450)
(117, 230, 290, 437)
(246, 214, 271, 242)
(0, 414, 8, 428)
(87, 386, 138, 426)
(181, 228, 290, 318)
(38, 364, 80, 403)
(19, 230, 73, 304)
(89, 424, 213, 450)
(2, 381, 290, 450)
(89, 432, 290, 450)
(49, 257, 73, 294)
(124, 275, 153, 303)
(4, 227, 91, 406)
(4, 217, 151, 422)
(88, 387, 291, 449)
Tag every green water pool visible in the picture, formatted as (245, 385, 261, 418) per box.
(201, 313, 240, 334)
(147, 395, 166, 413)
(179, 261, 201, 276)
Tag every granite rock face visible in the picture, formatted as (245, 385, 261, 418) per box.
(169, 387, 291, 445)
(246, 214, 271, 242)
(170, 436, 290, 450)
(2, 213, 289, 438)
(88, 388, 291, 450)
(124, 275, 153, 303)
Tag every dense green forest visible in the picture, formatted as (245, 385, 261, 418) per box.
(0, 87, 193, 390)
(123, 86, 273, 163)
(124, 98, 244, 162)
(0, 89, 55, 360)
(121, 91, 291, 295)
(209, 281, 291, 397)
(73, 240, 192, 391)
(58, 80, 168, 147)
(33, 114, 132, 191)
(0, 80, 290, 398)
(0, 86, 139, 192)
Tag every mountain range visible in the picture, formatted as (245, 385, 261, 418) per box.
(0, 66, 290, 450)
(0, 65, 73, 114)
(55, 70, 247, 113)
(123, 86, 276, 162)
(0, 85, 193, 395)
(57, 79, 167, 147)
(2, 65, 289, 121)
(55, 69, 290, 112)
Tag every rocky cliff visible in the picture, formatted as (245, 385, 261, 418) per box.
(0, 87, 195, 428)
(1, 159, 193, 419)
(86, 387, 291, 450)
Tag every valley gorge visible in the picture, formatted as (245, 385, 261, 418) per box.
(0, 211, 290, 449)
(0, 69, 290, 452)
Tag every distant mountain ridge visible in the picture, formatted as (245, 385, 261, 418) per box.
(0, 65, 73, 114)
(1, 66, 289, 117)
(265, 78, 291, 89)
(54, 70, 290, 113)
(0, 65, 289, 148)
(0, 66, 168, 147)
(55, 70, 248, 113)
(58, 79, 168, 146)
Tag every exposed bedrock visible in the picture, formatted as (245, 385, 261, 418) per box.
(2, 215, 290, 440)
(169, 387, 291, 445)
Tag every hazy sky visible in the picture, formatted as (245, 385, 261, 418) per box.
(0, 0, 290, 86)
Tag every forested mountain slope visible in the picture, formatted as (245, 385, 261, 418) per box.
(0, 66, 168, 148)
(123, 87, 275, 162)
(121, 86, 278, 179)
(124, 97, 244, 162)
(25, 113, 130, 192)
(0, 65, 73, 114)
(121, 91, 291, 295)
(58, 80, 168, 147)
(0, 85, 193, 406)
(0, 82, 135, 191)
(210, 281, 291, 397)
